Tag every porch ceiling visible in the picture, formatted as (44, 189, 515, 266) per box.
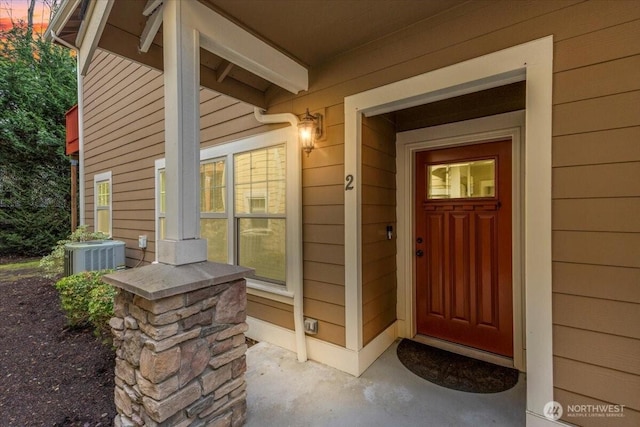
(53, 0, 467, 107)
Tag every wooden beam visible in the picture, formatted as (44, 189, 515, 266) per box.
(187, 0, 308, 94)
(45, 0, 81, 42)
(78, 0, 114, 75)
(142, 0, 163, 17)
(99, 24, 267, 108)
(139, 3, 163, 53)
(99, 23, 163, 70)
(216, 60, 234, 83)
(200, 64, 266, 108)
(74, 0, 95, 47)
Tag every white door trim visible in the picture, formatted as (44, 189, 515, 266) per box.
(344, 36, 553, 420)
(395, 111, 525, 372)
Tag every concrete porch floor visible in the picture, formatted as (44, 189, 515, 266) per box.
(246, 340, 526, 427)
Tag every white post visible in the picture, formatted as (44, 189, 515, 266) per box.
(158, 0, 207, 265)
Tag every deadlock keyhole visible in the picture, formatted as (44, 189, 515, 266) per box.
(416, 237, 424, 257)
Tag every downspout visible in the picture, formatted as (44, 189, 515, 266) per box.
(49, 31, 86, 226)
(253, 107, 307, 363)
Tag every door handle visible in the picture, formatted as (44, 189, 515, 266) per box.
(416, 249, 424, 257)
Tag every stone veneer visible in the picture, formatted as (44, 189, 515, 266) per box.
(103, 262, 253, 427)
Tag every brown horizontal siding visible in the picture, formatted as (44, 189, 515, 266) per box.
(554, 356, 640, 411)
(548, 8, 640, 409)
(553, 262, 640, 304)
(304, 243, 344, 266)
(84, 69, 160, 127)
(553, 55, 640, 105)
(553, 294, 640, 340)
(554, 325, 640, 376)
(361, 115, 396, 345)
(553, 17, 640, 73)
(313, 321, 345, 347)
(553, 198, 640, 233)
(297, 103, 347, 346)
(553, 231, 640, 268)
(302, 224, 344, 245)
(303, 205, 344, 225)
(302, 185, 344, 206)
(304, 299, 345, 328)
(553, 127, 640, 167)
(303, 261, 344, 287)
(247, 295, 294, 330)
(302, 164, 345, 187)
(553, 162, 640, 199)
(553, 91, 640, 136)
(304, 280, 344, 307)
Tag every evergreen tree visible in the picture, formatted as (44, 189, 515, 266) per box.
(0, 25, 76, 256)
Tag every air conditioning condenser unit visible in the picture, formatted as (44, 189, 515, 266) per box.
(63, 240, 126, 276)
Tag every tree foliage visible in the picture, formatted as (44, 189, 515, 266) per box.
(0, 25, 76, 256)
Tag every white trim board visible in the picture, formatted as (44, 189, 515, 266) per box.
(186, 0, 307, 94)
(344, 36, 553, 421)
(247, 316, 397, 376)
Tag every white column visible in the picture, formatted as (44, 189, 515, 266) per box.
(158, 0, 207, 265)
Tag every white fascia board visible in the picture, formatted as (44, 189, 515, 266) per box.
(186, 0, 308, 94)
(78, 0, 115, 76)
(75, 0, 96, 47)
(45, 0, 81, 42)
(143, 0, 163, 16)
(139, 3, 164, 53)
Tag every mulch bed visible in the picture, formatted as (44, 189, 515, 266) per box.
(0, 257, 116, 426)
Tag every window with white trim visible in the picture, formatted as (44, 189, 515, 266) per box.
(94, 171, 112, 236)
(155, 127, 301, 294)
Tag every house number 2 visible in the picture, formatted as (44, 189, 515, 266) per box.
(345, 174, 354, 191)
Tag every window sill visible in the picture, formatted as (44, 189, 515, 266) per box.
(246, 279, 294, 305)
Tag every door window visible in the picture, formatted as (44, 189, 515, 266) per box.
(427, 159, 495, 199)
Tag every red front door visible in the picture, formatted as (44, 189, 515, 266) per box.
(415, 140, 513, 357)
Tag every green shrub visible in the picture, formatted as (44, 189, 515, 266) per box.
(40, 225, 109, 278)
(54, 270, 115, 341)
(88, 283, 117, 339)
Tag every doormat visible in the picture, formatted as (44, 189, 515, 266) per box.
(396, 339, 519, 393)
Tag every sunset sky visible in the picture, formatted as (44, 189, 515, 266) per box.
(0, 0, 52, 33)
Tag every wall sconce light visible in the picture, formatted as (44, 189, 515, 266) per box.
(298, 108, 322, 156)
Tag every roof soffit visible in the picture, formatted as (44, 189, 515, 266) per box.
(52, 0, 469, 107)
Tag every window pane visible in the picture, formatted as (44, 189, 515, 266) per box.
(97, 181, 109, 207)
(427, 159, 496, 199)
(201, 160, 225, 213)
(159, 170, 166, 214)
(234, 152, 251, 185)
(251, 149, 267, 183)
(235, 183, 251, 214)
(234, 145, 286, 215)
(201, 218, 228, 263)
(267, 146, 285, 214)
(97, 209, 110, 234)
(159, 217, 165, 240)
(268, 178, 285, 215)
(238, 218, 285, 283)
